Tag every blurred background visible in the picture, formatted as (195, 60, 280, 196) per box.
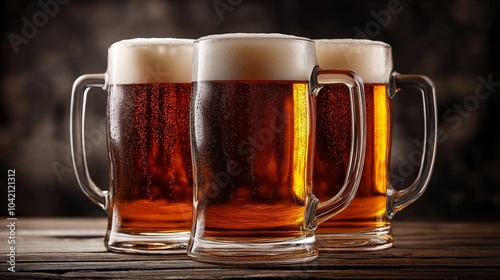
(1, 0, 499, 221)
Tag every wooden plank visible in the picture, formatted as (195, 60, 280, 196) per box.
(12, 257, 500, 273)
(14, 246, 500, 265)
(0, 218, 498, 279)
(2, 268, 500, 280)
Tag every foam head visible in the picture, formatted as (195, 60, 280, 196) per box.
(193, 33, 317, 81)
(107, 38, 194, 84)
(315, 39, 393, 84)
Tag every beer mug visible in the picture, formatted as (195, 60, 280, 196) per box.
(314, 39, 437, 250)
(187, 34, 366, 264)
(70, 38, 194, 253)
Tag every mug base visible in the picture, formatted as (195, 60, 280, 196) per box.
(316, 225, 393, 251)
(105, 231, 189, 254)
(187, 234, 318, 265)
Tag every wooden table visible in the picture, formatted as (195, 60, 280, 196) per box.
(0, 218, 499, 279)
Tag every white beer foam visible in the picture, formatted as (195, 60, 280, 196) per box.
(315, 39, 393, 84)
(193, 33, 317, 81)
(107, 38, 194, 84)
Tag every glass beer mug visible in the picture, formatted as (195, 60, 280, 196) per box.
(313, 39, 437, 250)
(70, 38, 194, 253)
(187, 33, 366, 264)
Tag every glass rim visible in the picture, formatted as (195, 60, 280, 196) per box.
(110, 38, 195, 49)
(314, 39, 390, 49)
(195, 33, 313, 44)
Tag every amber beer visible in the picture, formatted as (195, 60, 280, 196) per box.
(313, 40, 394, 248)
(188, 34, 366, 264)
(314, 39, 437, 251)
(314, 83, 391, 232)
(103, 39, 195, 248)
(108, 83, 192, 233)
(191, 80, 311, 238)
(70, 38, 194, 253)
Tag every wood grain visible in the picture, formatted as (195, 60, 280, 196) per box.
(0, 218, 499, 279)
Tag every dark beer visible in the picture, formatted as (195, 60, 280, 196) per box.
(190, 80, 312, 240)
(314, 83, 391, 233)
(108, 83, 193, 234)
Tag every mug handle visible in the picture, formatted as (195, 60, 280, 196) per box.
(308, 66, 366, 228)
(387, 72, 438, 218)
(70, 73, 109, 211)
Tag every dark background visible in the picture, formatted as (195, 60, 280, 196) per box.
(1, 0, 499, 221)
